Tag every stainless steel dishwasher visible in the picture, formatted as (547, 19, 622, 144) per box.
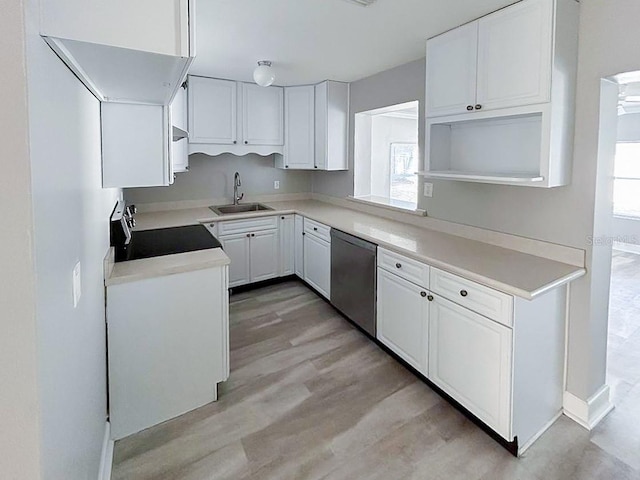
(330, 229, 377, 337)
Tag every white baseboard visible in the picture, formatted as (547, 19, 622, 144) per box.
(98, 421, 114, 480)
(563, 385, 614, 430)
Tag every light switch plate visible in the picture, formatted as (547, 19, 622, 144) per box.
(274, 180, 280, 190)
(423, 183, 433, 198)
(72, 261, 81, 308)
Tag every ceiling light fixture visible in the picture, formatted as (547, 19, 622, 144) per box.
(253, 60, 275, 87)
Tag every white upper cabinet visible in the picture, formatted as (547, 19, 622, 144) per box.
(188, 77, 285, 156)
(41, 0, 195, 104)
(476, 0, 553, 111)
(426, 22, 478, 117)
(188, 76, 237, 145)
(315, 81, 349, 171)
(242, 84, 284, 146)
(276, 86, 316, 170)
(424, 0, 579, 188)
(102, 103, 171, 188)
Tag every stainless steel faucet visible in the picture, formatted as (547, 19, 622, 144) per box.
(233, 171, 244, 205)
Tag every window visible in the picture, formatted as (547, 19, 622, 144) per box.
(354, 101, 419, 211)
(614, 142, 640, 217)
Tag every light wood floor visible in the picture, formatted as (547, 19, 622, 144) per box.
(112, 279, 640, 480)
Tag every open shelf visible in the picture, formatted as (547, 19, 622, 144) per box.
(417, 170, 544, 185)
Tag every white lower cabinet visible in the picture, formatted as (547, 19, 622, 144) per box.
(219, 233, 250, 287)
(294, 215, 304, 278)
(376, 268, 429, 375)
(218, 217, 280, 288)
(249, 230, 279, 283)
(279, 215, 295, 276)
(429, 295, 513, 439)
(303, 229, 331, 299)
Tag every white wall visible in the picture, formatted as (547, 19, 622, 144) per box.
(370, 115, 418, 198)
(24, 0, 121, 477)
(125, 153, 312, 205)
(611, 113, 640, 244)
(0, 0, 41, 478)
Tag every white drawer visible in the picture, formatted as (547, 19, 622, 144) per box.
(430, 268, 513, 327)
(377, 248, 429, 288)
(303, 218, 331, 242)
(218, 216, 278, 236)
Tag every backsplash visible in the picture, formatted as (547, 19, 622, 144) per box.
(124, 153, 313, 205)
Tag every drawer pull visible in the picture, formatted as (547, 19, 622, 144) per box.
(395, 263, 402, 269)
(460, 290, 468, 297)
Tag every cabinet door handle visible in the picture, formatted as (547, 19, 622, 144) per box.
(251, 233, 255, 237)
(466, 105, 474, 111)
(246, 234, 250, 238)
(475, 104, 482, 110)
(281, 216, 285, 220)
(427, 294, 434, 302)
(233, 140, 237, 144)
(285, 165, 289, 169)
(244, 141, 249, 145)
(313, 227, 318, 231)
(420, 291, 427, 297)
(460, 290, 468, 297)
(302, 232, 306, 236)
(395, 263, 402, 269)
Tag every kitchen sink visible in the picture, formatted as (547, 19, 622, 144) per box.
(209, 203, 274, 215)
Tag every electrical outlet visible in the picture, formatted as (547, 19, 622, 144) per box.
(274, 180, 280, 190)
(423, 183, 434, 198)
(72, 261, 81, 308)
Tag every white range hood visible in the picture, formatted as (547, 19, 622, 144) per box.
(40, 0, 195, 105)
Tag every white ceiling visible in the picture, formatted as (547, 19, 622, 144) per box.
(191, 0, 518, 86)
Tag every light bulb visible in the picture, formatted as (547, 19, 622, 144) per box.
(253, 61, 275, 87)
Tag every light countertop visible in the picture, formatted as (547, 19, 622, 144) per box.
(131, 200, 585, 299)
(106, 248, 230, 287)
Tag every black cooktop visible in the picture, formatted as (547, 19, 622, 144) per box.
(115, 224, 222, 262)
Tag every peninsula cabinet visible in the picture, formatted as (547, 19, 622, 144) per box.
(376, 247, 567, 455)
(188, 76, 285, 157)
(423, 0, 579, 187)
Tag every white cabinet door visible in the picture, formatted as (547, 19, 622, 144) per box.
(249, 230, 280, 283)
(426, 22, 478, 117)
(188, 76, 237, 144)
(303, 234, 330, 299)
(279, 215, 295, 276)
(242, 84, 284, 146)
(283, 86, 315, 169)
(429, 296, 512, 439)
(102, 102, 170, 188)
(376, 269, 429, 374)
(171, 83, 189, 174)
(219, 233, 250, 287)
(294, 215, 304, 278)
(315, 81, 349, 171)
(476, 0, 553, 111)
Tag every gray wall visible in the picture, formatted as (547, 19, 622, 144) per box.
(25, 1, 121, 477)
(0, 1, 40, 478)
(313, 59, 426, 198)
(125, 153, 312, 204)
